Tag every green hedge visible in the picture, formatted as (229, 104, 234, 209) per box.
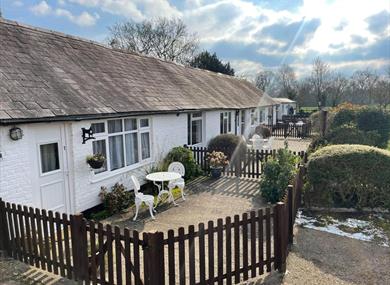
(328, 107, 390, 148)
(164, 146, 202, 180)
(306, 145, 390, 210)
(207, 134, 246, 159)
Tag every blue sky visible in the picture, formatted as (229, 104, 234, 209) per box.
(2, 0, 390, 78)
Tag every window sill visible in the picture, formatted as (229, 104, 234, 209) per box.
(89, 160, 153, 184)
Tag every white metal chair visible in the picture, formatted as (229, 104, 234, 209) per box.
(167, 162, 186, 201)
(242, 135, 253, 150)
(130, 176, 155, 221)
(252, 138, 264, 151)
(262, 137, 274, 151)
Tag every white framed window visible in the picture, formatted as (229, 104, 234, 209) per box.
(259, 107, 266, 123)
(187, 112, 203, 145)
(250, 109, 258, 126)
(240, 110, 246, 135)
(90, 117, 151, 174)
(220, 111, 232, 134)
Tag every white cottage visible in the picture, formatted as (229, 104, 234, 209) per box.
(272, 98, 297, 122)
(0, 19, 274, 214)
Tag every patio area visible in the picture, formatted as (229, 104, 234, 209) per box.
(103, 176, 265, 234)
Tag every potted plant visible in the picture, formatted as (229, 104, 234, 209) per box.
(207, 151, 229, 178)
(86, 153, 106, 169)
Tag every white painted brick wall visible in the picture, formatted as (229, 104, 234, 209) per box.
(0, 124, 37, 206)
(0, 110, 229, 213)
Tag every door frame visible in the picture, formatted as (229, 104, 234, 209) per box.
(34, 123, 72, 213)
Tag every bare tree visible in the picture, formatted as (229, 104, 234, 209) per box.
(308, 57, 331, 108)
(328, 72, 349, 107)
(108, 18, 199, 64)
(274, 64, 297, 99)
(350, 69, 379, 104)
(255, 70, 274, 92)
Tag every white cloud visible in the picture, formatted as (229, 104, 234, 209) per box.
(13, 0, 24, 7)
(31, 1, 51, 15)
(55, 9, 99, 26)
(30, 1, 99, 27)
(67, 0, 180, 21)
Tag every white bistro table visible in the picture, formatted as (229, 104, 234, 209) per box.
(146, 171, 181, 208)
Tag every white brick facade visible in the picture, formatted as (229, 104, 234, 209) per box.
(0, 109, 265, 213)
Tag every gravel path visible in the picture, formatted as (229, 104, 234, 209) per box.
(283, 227, 390, 285)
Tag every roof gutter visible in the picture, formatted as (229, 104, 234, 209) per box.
(0, 106, 267, 126)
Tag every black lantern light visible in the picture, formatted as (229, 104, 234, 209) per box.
(82, 127, 95, 144)
(9, 127, 23, 141)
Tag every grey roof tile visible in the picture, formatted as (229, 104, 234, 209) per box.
(0, 19, 268, 123)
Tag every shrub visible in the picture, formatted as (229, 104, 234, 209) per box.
(99, 183, 134, 215)
(356, 108, 390, 148)
(331, 108, 357, 129)
(164, 146, 201, 180)
(260, 149, 299, 203)
(207, 134, 246, 159)
(254, 125, 271, 138)
(306, 145, 390, 210)
(326, 123, 380, 146)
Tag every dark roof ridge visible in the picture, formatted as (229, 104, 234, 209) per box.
(0, 18, 249, 83)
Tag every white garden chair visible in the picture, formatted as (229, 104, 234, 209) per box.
(130, 175, 156, 221)
(167, 162, 186, 201)
(262, 137, 274, 151)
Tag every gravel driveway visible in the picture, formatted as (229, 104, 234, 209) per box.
(283, 227, 390, 285)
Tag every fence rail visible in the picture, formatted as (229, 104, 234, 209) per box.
(0, 165, 306, 285)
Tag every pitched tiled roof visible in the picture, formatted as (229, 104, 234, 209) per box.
(0, 19, 266, 124)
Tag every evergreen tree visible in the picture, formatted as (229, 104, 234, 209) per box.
(190, 51, 235, 76)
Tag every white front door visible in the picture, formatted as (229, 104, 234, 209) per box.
(35, 124, 69, 213)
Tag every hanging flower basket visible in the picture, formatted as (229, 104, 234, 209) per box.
(86, 154, 106, 169)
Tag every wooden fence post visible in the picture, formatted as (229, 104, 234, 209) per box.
(274, 202, 287, 273)
(0, 199, 10, 256)
(70, 214, 89, 282)
(287, 185, 294, 244)
(143, 232, 165, 285)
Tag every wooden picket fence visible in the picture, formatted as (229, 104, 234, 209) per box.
(187, 146, 307, 178)
(0, 166, 306, 285)
(263, 122, 312, 138)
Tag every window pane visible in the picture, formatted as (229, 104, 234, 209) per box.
(125, 133, 139, 165)
(192, 112, 202, 118)
(92, 140, 107, 173)
(140, 118, 149, 128)
(124, 118, 137, 131)
(40, 143, 60, 173)
(108, 119, 122, 133)
(141, 132, 151, 160)
(220, 113, 224, 133)
(228, 112, 232, 132)
(91, 122, 105, 134)
(109, 135, 124, 170)
(191, 119, 202, 145)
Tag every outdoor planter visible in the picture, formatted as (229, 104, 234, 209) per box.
(86, 154, 106, 169)
(210, 167, 223, 178)
(88, 159, 105, 169)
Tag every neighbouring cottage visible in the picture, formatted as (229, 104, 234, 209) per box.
(0, 19, 294, 214)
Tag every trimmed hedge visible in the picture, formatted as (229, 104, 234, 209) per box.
(207, 134, 246, 159)
(306, 145, 390, 210)
(164, 146, 202, 180)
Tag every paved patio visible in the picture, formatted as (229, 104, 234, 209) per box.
(272, 138, 311, 152)
(103, 176, 265, 234)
